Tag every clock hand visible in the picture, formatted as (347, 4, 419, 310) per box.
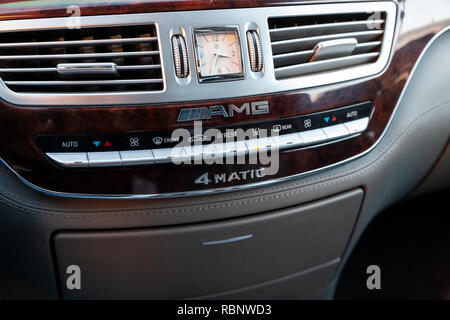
(213, 53, 220, 69)
(212, 52, 230, 73)
(214, 52, 231, 58)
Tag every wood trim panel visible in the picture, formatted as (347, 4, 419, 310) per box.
(0, 0, 369, 21)
(0, 0, 448, 196)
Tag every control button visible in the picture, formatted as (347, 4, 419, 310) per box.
(120, 149, 154, 166)
(297, 116, 321, 131)
(222, 141, 248, 157)
(343, 117, 369, 134)
(322, 115, 338, 126)
(322, 124, 350, 140)
(271, 133, 303, 150)
(184, 143, 237, 161)
(336, 101, 373, 122)
(153, 147, 187, 163)
(184, 145, 203, 159)
(60, 140, 80, 149)
(208, 141, 248, 159)
(201, 143, 219, 161)
(87, 151, 122, 167)
(35, 135, 90, 153)
(171, 147, 189, 163)
(184, 145, 214, 159)
(298, 129, 327, 146)
(46, 152, 89, 168)
(245, 137, 275, 153)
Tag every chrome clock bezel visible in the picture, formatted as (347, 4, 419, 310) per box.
(192, 26, 245, 83)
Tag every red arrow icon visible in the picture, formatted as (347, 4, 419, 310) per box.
(331, 116, 337, 122)
(104, 141, 112, 147)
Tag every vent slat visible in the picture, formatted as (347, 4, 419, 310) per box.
(0, 51, 159, 60)
(269, 11, 386, 80)
(5, 79, 164, 86)
(270, 20, 385, 41)
(273, 50, 315, 68)
(273, 42, 381, 68)
(0, 37, 158, 48)
(0, 23, 163, 93)
(352, 41, 382, 54)
(274, 52, 379, 79)
(271, 30, 383, 55)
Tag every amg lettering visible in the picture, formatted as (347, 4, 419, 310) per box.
(206, 105, 229, 119)
(228, 103, 250, 117)
(177, 101, 269, 122)
(251, 101, 270, 115)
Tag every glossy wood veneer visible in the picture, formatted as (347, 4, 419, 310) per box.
(0, 0, 375, 21)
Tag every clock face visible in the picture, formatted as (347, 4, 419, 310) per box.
(193, 28, 244, 82)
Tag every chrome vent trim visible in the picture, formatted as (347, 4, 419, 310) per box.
(0, 2, 397, 106)
(0, 24, 163, 93)
(269, 11, 389, 79)
(274, 52, 379, 79)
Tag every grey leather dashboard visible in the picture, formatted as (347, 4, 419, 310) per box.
(0, 26, 449, 299)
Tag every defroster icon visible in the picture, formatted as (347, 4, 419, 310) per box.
(153, 137, 163, 145)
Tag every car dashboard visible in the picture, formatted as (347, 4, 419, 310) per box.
(0, 0, 449, 300)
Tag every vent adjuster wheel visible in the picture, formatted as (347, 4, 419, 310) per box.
(171, 34, 189, 78)
(246, 30, 263, 73)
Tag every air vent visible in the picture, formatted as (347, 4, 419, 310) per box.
(269, 12, 387, 80)
(0, 24, 163, 93)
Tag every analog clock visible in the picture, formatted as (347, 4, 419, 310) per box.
(193, 27, 244, 83)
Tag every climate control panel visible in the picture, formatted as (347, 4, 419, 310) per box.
(36, 101, 373, 168)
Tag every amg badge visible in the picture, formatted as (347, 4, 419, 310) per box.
(177, 101, 269, 122)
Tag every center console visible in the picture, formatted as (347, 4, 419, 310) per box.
(1, 0, 449, 301)
(0, 2, 398, 197)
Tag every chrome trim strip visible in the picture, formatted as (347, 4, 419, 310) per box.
(0, 2, 397, 105)
(202, 234, 253, 246)
(0, 65, 162, 73)
(57, 63, 119, 78)
(2, 24, 448, 200)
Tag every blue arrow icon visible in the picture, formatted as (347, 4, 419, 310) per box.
(324, 117, 330, 123)
(93, 141, 101, 147)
